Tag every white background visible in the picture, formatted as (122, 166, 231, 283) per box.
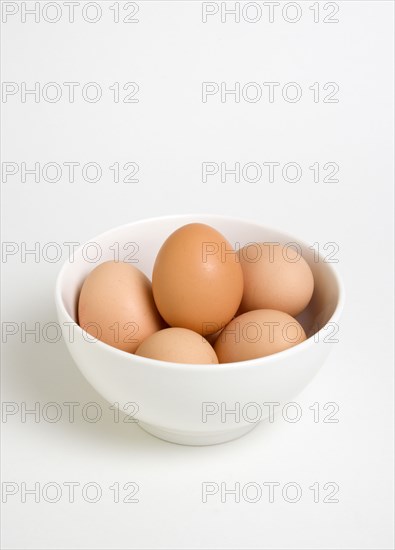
(1, 1, 394, 549)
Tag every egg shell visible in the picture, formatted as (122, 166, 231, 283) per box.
(214, 309, 307, 363)
(135, 327, 219, 364)
(152, 223, 244, 335)
(238, 242, 314, 317)
(78, 261, 164, 353)
(205, 328, 224, 346)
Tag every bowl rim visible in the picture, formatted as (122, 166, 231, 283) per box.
(55, 213, 345, 371)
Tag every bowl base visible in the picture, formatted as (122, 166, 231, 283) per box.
(138, 421, 258, 446)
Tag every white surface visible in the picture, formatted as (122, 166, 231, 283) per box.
(1, 1, 394, 549)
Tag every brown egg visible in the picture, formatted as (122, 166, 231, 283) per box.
(78, 261, 164, 353)
(205, 328, 224, 346)
(152, 223, 243, 335)
(135, 328, 219, 364)
(238, 242, 314, 317)
(214, 309, 306, 363)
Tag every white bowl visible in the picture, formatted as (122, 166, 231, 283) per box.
(55, 214, 345, 446)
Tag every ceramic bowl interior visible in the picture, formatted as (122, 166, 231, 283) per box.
(58, 214, 343, 354)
